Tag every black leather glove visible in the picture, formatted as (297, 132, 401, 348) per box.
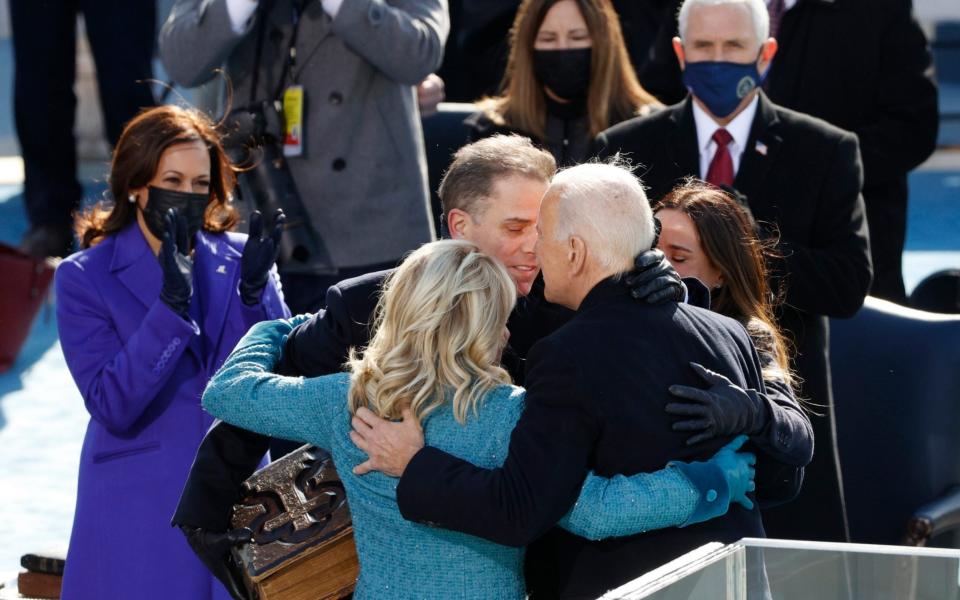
(239, 210, 285, 306)
(623, 249, 686, 304)
(666, 362, 768, 445)
(180, 525, 253, 600)
(158, 209, 194, 320)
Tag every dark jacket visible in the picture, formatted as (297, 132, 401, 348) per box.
(595, 93, 872, 542)
(639, 0, 938, 301)
(396, 279, 768, 599)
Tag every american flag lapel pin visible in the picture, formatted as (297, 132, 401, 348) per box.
(755, 141, 768, 156)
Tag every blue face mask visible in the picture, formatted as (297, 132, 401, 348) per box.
(682, 59, 766, 119)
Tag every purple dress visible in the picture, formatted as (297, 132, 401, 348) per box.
(55, 223, 289, 599)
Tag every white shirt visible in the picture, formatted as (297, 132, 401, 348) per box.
(692, 94, 760, 180)
(226, 0, 343, 34)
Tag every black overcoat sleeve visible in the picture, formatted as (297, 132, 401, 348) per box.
(173, 280, 369, 530)
(395, 335, 599, 547)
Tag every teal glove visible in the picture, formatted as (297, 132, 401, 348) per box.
(239, 318, 295, 351)
(670, 435, 757, 527)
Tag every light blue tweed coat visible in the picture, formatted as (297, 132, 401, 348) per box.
(203, 318, 704, 600)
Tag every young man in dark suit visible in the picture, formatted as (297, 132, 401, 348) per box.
(351, 161, 781, 599)
(594, 0, 872, 543)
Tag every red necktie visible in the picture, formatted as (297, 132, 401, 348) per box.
(706, 128, 734, 188)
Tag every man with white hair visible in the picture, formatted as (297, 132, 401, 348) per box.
(595, 0, 872, 544)
(370, 161, 773, 598)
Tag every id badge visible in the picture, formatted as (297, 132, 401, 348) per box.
(282, 85, 305, 157)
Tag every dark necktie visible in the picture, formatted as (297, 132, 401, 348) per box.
(706, 128, 734, 188)
(768, 0, 786, 39)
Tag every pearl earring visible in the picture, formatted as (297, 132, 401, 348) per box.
(128, 194, 137, 204)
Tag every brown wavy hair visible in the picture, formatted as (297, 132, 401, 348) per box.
(655, 180, 794, 389)
(478, 0, 660, 139)
(75, 104, 238, 249)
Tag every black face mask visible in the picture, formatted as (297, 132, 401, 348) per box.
(140, 186, 209, 246)
(533, 48, 592, 101)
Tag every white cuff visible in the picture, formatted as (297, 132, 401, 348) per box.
(225, 0, 259, 34)
(321, 0, 344, 19)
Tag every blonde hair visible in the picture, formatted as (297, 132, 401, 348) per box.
(347, 241, 517, 425)
(479, 0, 660, 139)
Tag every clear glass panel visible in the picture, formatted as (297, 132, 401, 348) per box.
(603, 539, 960, 600)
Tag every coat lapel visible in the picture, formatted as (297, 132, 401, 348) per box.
(734, 92, 783, 213)
(666, 99, 701, 182)
(110, 224, 163, 311)
(194, 232, 242, 361)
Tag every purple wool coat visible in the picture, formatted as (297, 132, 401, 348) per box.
(55, 223, 289, 600)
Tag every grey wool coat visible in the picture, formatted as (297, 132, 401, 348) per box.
(160, 0, 448, 268)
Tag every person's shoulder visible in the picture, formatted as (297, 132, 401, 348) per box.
(57, 234, 115, 279)
(465, 102, 526, 141)
(676, 303, 750, 340)
(602, 100, 681, 139)
(334, 269, 392, 297)
(486, 383, 525, 405)
(770, 100, 856, 144)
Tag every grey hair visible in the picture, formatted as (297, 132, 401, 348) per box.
(677, 0, 770, 47)
(547, 158, 656, 274)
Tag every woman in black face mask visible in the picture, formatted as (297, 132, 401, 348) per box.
(466, 0, 660, 165)
(54, 105, 290, 599)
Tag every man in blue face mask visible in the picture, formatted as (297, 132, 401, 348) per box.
(595, 0, 873, 549)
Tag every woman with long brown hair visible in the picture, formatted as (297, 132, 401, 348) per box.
(654, 180, 814, 469)
(467, 0, 659, 165)
(55, 104, 289, 599)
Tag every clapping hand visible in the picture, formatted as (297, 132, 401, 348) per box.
(158, 209, 194, 320)
(666, 362, 768, 445)
(240, 210, 285, 306)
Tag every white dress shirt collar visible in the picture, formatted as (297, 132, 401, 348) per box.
(691, 94, 760, 180)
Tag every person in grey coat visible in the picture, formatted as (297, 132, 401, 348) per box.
(160, 0, 449, 315)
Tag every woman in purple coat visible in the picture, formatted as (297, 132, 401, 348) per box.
(55, 105, 289, 599)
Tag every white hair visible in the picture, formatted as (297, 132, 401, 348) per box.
(547, 160, 656, 274)
(677, 0, 770, 47)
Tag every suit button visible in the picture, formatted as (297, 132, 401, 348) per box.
(706, 489, 718, 502)
(329, 91, 343, 105)
(332, 158, 346, 171)
(368, 5, 383, 25)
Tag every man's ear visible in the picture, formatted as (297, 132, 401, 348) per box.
(672, 37, 686, 70)
(568, 235, 587, 276)
(447, 208, 470, 240)
(758, 38, 778, 74)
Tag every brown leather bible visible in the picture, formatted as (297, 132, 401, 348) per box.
(230, 445, 358, 600)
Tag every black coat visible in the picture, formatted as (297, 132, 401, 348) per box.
(595, 93, 872, 542)
(639, 0, 938, 302)
(396, 279, 768, 599)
